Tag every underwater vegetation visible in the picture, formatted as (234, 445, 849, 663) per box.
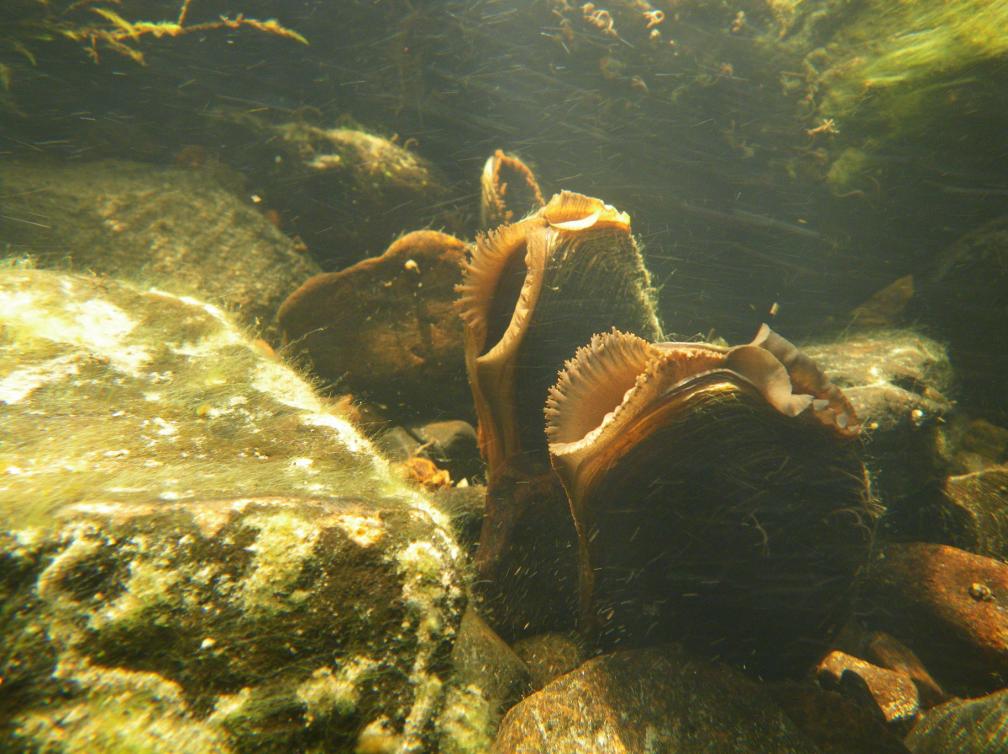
(0, 0, 304, 94)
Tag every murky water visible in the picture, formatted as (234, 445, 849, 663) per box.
(2, 2, 1007, 752)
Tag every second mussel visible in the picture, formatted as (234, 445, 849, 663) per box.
(545, 325, 875, 675)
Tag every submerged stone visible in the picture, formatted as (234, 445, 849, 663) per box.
(803, 330, 954, 543)
(816, 651, 920, 733)
(278, 230, 471, 420)
(859, 543, 1008, 695)
(0, 268, 468, 753)
(938, 466, 1008, 561)
(770, 681, 911, 754)
(0, 159, 320, 339)
(905, 688, 1008, 754)
(492, 645, 819, 754)
(913, 214, 1008, 424)
(202, 113, 459, 269)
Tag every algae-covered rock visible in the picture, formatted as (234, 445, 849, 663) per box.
(906, 688, 1008, 754)
(802, 330, 954, 541)
(203, 112, 458, 269)
(937, 466, 1008, 562)
(0, 267, 469, 753)
(0, 160, 320, 337)
(440, 608, 530, 754)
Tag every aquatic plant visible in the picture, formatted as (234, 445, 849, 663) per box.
(1, 0, 306, 86)
(787, 0, 1008, 125)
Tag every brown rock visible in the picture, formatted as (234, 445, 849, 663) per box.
(940, 466, 1008, 560)
(449, 608, 531, 719)
(770, 681, 911, 754)
(492, 646, 818, 754)
(510, 633, 584, 691)
(905, 688, 1008, 753)
(816, 650, 920, 731)
(412, 420, 483, 483)
(278, 230, 472, 420)
(863, 632, 947, 709)
(860, 543, 1008, 693)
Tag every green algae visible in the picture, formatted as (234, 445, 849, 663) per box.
(796, 0, 1008, 126)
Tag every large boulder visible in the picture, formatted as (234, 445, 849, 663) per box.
(0, 267, 471, 753)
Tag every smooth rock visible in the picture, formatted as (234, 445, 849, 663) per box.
(450, 608, 531, 706)
(0, 159, 320, 338)
(905, 688, 1008, 753)
(443, 607, 531, 752)
(204, 112, 459, 269)
(375, 425, 424, 463)
(816, 650, 920, 732)
(492, 646, 819, 754)
(912, 214, 1008, 423)
(859, 543, 1008, 694)
(0, 268, 469, 754)
(278, 229, 471, 420)
(412, 420, 482, 485)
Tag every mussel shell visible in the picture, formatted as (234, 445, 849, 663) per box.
(504, 225, 661, 461)
(458, 191, 661, 476)
(574, 377, 871, 675)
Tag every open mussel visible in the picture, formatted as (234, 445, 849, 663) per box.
(457, 190, 662, 478)
(457, 188, 661, 635)
(545, 326, 872, 674)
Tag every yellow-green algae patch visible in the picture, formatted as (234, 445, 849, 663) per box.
(239, 510, 319, 614)
(296, 657, 379, 722)
(437, 684, 496, 754)
(15, 656, 234, 754)
(334, 512, 386, 548)
(88, 551, 182, 630)
(786, 0, 1008, 126)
